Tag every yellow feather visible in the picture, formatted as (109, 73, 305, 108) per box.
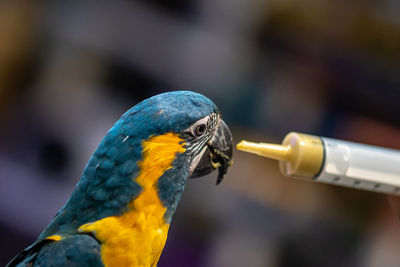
(46, 235, 62, 241)
(79, 133, 186, 267)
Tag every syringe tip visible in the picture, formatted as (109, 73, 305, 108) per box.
(236, 140, 251, 151)
(236, 140, 290, 161)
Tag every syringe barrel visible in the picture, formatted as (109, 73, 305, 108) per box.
(237, 133, 400, 194)
(316, 137, 400, 194)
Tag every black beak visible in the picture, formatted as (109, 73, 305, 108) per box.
(189, 119, 233, 184)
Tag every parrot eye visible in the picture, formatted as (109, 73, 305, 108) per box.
(186, 115, 215, 139)
(194, 124, 207, 137)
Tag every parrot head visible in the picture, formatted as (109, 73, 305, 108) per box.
(141, 91, 234, 184)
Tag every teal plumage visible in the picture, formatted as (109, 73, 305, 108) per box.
(32, 236, 103, 267)
(8, 91, 233, 267)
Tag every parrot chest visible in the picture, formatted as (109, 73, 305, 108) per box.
(78, 133, 185, 267)
(79, 202, 170, 267)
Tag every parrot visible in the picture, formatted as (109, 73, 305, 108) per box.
(7, 91, 233, 267)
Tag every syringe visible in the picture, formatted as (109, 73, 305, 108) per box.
(237, 132, 400, 195)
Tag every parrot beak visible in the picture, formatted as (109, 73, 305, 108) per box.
(189, 119, 233, 184)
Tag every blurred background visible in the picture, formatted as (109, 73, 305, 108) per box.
(1, 1, 400, 266)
